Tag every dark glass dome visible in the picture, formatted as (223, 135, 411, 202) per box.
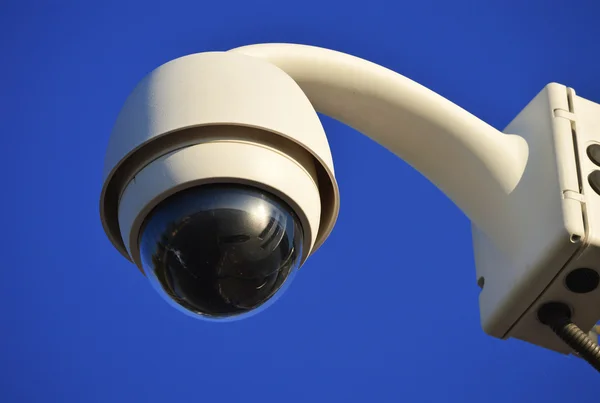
(139, 184, 304, 321)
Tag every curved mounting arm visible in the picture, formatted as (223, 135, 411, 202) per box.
(230, 44, 529, 248)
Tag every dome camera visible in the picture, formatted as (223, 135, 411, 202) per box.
(101, 43, 600, 371)
(100, 49, 340, 321)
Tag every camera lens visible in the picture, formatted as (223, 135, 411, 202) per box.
(139, 184, 303, 321)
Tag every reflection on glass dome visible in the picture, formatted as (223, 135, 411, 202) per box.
(139, 184, 303, 321)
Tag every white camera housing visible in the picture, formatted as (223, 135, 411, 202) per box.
(101, 50, 340, 270)
(474, 84, 600, 354)
(99, 43, 600, 356)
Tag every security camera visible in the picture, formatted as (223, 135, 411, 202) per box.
(100, 48, 338, 321)
(100, 43, 600, 369)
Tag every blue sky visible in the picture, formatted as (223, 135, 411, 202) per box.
(2, 1, 599, 401)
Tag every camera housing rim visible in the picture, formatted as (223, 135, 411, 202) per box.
(100, 51, 341, 266)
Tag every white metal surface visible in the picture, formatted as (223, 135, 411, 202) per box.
(231, 44, 530, 259)
(474, 85, 600, 354)
(100, 50, 340, 263)
(473, 84, 583, 353)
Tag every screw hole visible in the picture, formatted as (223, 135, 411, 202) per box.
(477, 276, 485, 289)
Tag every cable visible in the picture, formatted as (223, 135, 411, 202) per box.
(538, 302, 600, 373)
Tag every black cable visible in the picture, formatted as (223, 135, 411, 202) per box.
(538, 302, 600, 373)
